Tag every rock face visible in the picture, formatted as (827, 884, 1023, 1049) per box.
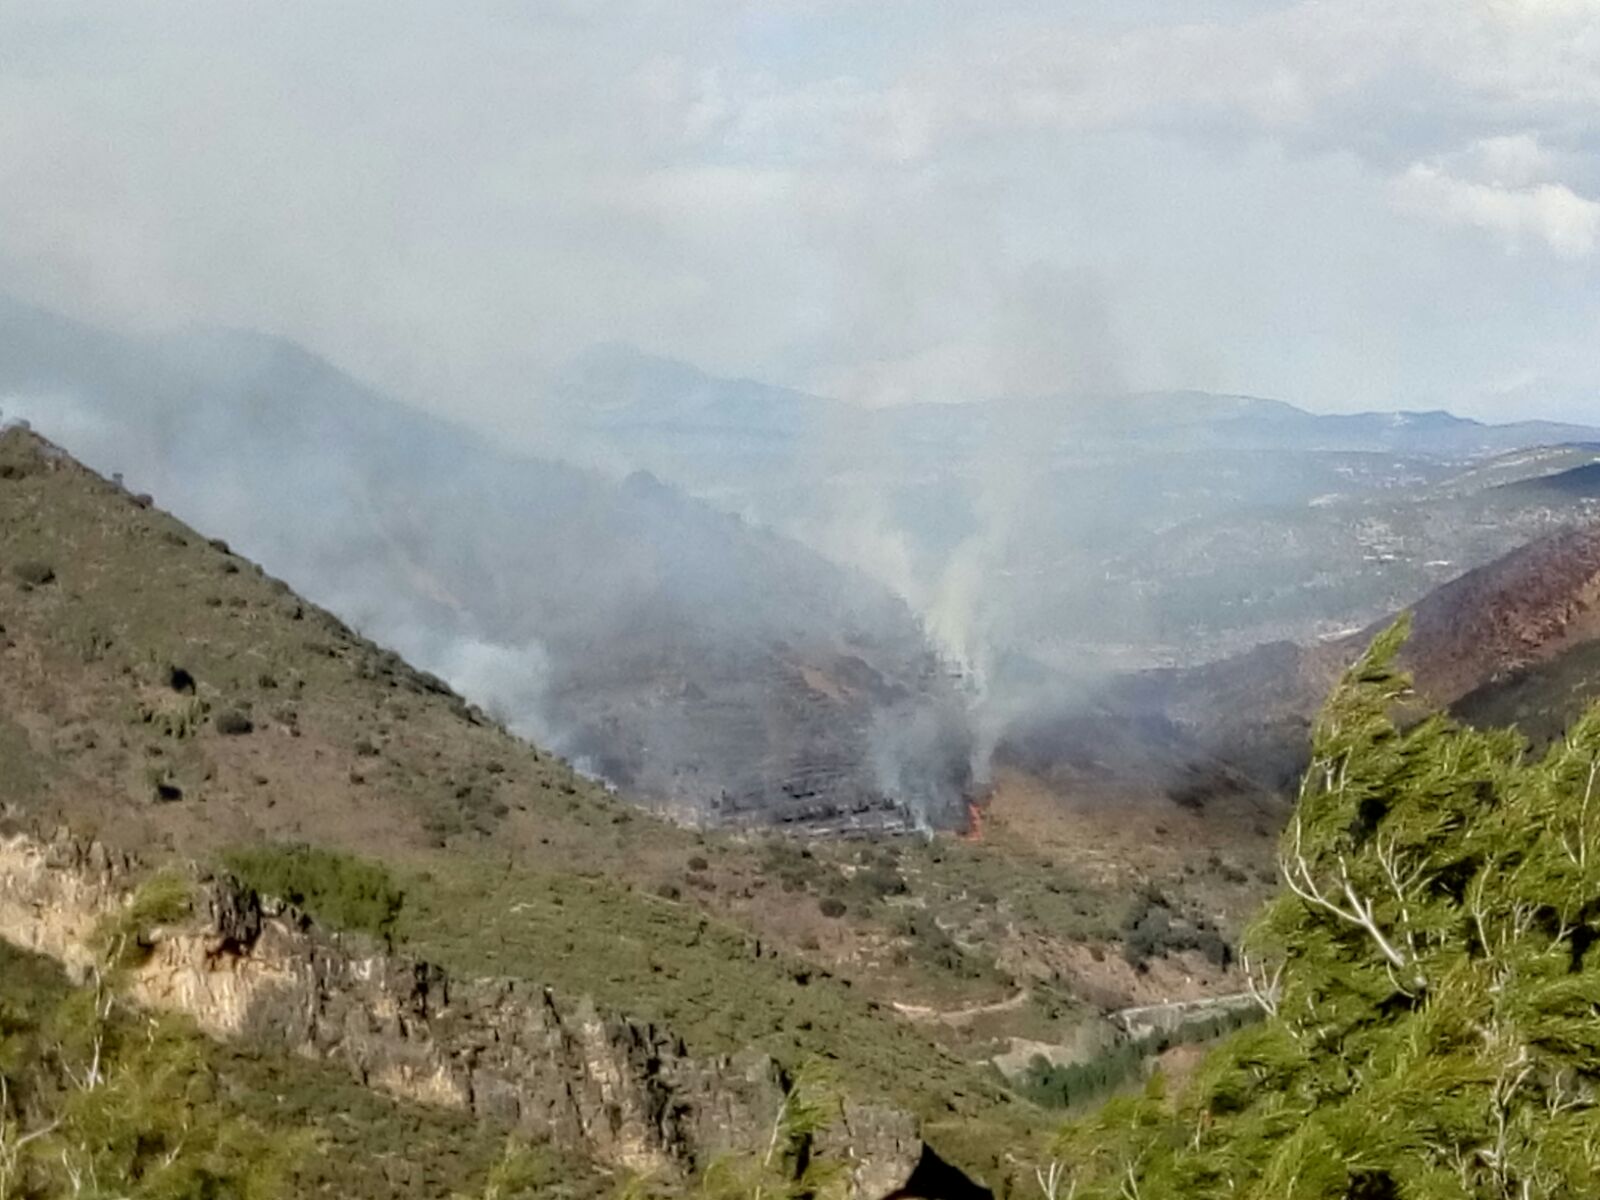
(0, 829, 960, 1198)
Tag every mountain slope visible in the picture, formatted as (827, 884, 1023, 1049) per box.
(1078, 521, 1600, 795)
(0, 422, 1104, 1190)
(1453, 639, 1600, 748)
(0, 298, 971, 831)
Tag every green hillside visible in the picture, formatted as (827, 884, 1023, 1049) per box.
(1, 424, 1091, 1190)
(0, 939, 607, 1199)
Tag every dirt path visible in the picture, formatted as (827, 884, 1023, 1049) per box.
(890, 987, 1031, 1026)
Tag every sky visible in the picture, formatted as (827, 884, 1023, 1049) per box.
(1, 1, 1598, 425)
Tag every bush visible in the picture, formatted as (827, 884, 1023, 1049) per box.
(215, 709, 254, 736)
(223, 844, 405, 942)
(894, 911, 988, 979)
(818, 897, 847, 919)
(97, 871, 194, 963)
(1018, 1045, 1146, 1111)
(0, 942, 296, 1195)
(12, 560, 54, 586)
(856, 865, 908, 898)
(1120, 897, 1231, 969)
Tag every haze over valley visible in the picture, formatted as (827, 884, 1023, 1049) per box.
(4, 4, 1600, 1198)
(6, 295, 1597, 833)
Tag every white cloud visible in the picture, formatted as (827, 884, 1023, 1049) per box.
(1, 1, 1598, 421)
(1459, 135, 1561, 189)
(1393, 162, 1600, 259)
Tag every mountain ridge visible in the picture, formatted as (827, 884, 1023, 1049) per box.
(551, 341, 1600, 453)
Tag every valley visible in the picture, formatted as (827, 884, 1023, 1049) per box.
(7, 8, 1599, 1195)
(4, 305, 1600, 1197)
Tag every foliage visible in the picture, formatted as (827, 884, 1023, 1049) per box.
(891, 911, 994, 981)
(449, 1140, 569, 1200)
(696, 1065, 848, 1200)
(0, 948, 295, 1199)
(223, 844, 405, 942)
(214, 708, 255, 736)
(1, 941, 609, 1200)
(92, 870, 195, 970)
(1119, 893, 1232, 970)
(1018, 1005, 1260, 1111)
(1052, 616, 1600, 1198)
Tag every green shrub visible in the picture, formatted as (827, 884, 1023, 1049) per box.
(856, 864, 907, 898)
(892, 911, 989, 980)
(818, 897, 847, 919)
(223, 844, 405, 942)
(1119, 897, 1231, 969)
(94, 870, 195, 968)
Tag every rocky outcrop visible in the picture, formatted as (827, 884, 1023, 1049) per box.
(0, 829, 962, 1198)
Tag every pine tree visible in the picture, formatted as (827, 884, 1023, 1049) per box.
(0, 877, 297, 1199)
(1052, 617, 1600, 1199)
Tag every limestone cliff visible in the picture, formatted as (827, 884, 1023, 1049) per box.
(0, 829, 965, 1199)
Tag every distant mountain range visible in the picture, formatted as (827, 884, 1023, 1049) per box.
(547, 343, 1600, 677)
(551, 342, 1600, 456)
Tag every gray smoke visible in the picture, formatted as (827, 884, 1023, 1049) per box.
(0, 299, 975, 830)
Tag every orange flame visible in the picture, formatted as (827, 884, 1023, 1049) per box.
(961, 796, 985, 842)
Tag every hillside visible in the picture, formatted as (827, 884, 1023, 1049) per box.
(1076, 521, 1600, 796)
(0, 423, 1290, 1193)
(1492, 459, 1600, 500)
(0, 423, 1032, 1187)
(0, 297, 970, 833)
(1453, 638, 1600, 749)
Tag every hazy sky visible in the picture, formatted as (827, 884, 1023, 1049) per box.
(2, 1, 1598, 424)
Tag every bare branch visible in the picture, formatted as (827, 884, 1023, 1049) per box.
(1240, 952, 1283, 1018)
(1279, 816, 1419, 984)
